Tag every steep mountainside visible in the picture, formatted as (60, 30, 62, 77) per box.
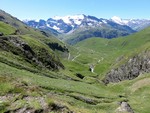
(0, 10, 68, 71)
(75, 27, 150, 82)
(64, 25, 134, 45)
(103, 50, 150, 84)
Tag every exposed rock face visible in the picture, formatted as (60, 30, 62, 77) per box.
(76, 73, 84, 79)
(116, 101, 134, 113)
(0, 15, 5, 21)
(47, 42, 69, 52)
(103, 51, 150, 84)
(0, 36, 64, 70)
(0, 32, 4, 36)
(0, 94, 73, 113)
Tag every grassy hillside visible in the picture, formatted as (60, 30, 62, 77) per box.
(0, 10, 150, 113)
(64, 25, 135, 45)
(0, 21, 16, 35)
(75, 27, 150, 78)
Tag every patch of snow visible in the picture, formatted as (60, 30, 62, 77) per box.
(87, 18, 97, 23)
(74, 20, 82, 25)
(102, 20, 107, 24)
(34, 19, 40, 22)
(111, 16, 124, 25)
(52, 14, 84, 25)
(52, 25, 60, 30)
(71, 25, 75, 27)
(48, 20, 57, 23)
(122, 20, 129, 24)
(46, 23, 50, 27)
(88, 23, 93, 26)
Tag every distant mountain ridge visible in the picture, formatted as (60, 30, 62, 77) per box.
(23, 15, 150, 34)
(23, 15, 150, 45)
(111, 16, 150, 31)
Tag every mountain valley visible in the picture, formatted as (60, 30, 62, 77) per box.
(0, 9, 150, 113)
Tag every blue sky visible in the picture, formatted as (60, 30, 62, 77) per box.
(1, 0, 150, 20)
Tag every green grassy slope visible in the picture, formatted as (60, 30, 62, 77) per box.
(64, 24, 135, 45)
(0, 21, 16, 35)
(0, 56, 149, 113)
(75, 27, 150, 78)
(0, 10, 67, 54)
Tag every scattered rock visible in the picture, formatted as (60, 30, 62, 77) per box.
(76, 73, 84, 79)
(3, 94, 73, 113)
(0, 15, 5, 21)
(13, 29, 21, 35)
(0, 32, 4, 36)
(15, 107, 27, 113)
(40, 30, 50, 37)
(116, 101, 134, 113)
(47, 42, 69, 52)
(51, 103, 73, 113)
(0, 94, 18, 102)
(89, 64, 95, 73)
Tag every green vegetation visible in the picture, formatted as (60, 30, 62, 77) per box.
(0, 21, 16, 35)
(0, 10, 150, 112)
(75, 28, 150, 78)
(64, 26, 134, 45)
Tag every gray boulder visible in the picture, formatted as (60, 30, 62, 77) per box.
(116, 101, 134, 113)
(0, 32, 4, 36)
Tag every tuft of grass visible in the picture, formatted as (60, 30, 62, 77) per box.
(0, 21, 16, 35)
(9, 100, 26, 111)
(0, 76, 14, 95)
(28, 99, 42, 110)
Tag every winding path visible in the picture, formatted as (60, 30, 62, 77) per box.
(68, 52, 70, 60)
(72, 54, 80, 61)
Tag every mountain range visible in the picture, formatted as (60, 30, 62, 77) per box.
(111, 16, 150, 31)
(23, 15, 150, 33)
(23, 15, 150, 44)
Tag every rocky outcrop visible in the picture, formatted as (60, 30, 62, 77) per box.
(116, 101, 134, 113)
(103, 51, 150, 84)
(0, 36, 64, 70)
(0, 94, 73, 113)
(0, 15, 5, 21)
(47, 42, 69, 52)
(76, 73, 84, 79)
(0, 32, 4, 36)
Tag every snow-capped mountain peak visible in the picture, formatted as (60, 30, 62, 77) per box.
(111, 16, 133, 25)
(111, 16, 124, 25)
(52, 14, 85, 25)
(23, 14, 150, 34)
